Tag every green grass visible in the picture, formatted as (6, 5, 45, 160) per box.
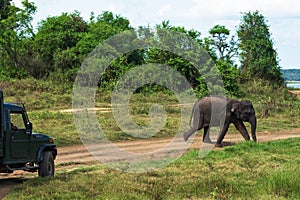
(0, 78, 72, 110)
(28, 111, 79, 147)
(5, 138, 300, 199)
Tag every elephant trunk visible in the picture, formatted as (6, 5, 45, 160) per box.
(249, 115, 257, 142)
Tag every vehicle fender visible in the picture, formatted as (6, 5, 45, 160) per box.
(37, 144, 57, 162)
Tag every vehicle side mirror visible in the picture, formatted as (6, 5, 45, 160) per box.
(27, 122, 33, 130)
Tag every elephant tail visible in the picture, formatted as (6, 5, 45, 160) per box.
(189, 102, 197, 128)
(189, 110, 193, 128)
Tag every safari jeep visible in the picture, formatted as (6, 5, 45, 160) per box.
(0, 90, 57, 177)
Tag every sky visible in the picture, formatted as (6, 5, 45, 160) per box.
(12, 0, 300, 69)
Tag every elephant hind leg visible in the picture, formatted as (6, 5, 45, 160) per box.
(184, 108, 203, 141)
(203, 126, 212, 143)
(183, 122, 202, 141)
(183, 128, 198, 141)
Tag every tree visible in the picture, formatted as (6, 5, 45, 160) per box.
(145, 21, 206, 94)
(237, 11, 284, 86)
(204, 25, 239, 96)
(33, 11, 88, 74)
(205, 25, 238, 62)
(0, 0, 36, 69)
(0, 0, 12, 20)
(77, 11, 134, 88)
(215, 60, 239, 96)
(77, 11, 132, 57)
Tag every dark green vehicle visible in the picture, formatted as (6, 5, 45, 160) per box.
(0, 90, 57, 177)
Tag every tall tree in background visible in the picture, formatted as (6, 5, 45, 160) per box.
(0, 0, 12, 20)
(206, 25, 238, 61)
(144, 21, 208, 95)
(33, 11, 133, 80)
(205, 25, 239, 96)
(0, 0, 36, 70)
(33, 11, 88, 74)
(237, 11, 284, 86)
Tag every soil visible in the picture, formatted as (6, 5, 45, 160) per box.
(290, 90, 300, 99)
(1, 129, 300, 199)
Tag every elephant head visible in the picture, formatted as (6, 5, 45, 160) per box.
(231, 100, 257, 142)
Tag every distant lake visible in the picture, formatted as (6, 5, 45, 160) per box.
(287, 82, 300, 89)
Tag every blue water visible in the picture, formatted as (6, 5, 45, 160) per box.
(287, 83, 300, 89)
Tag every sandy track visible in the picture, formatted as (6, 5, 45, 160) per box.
(55, 129, 300, 165)
(1, 129, 300, 199)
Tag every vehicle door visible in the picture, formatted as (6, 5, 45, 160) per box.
(8, 110, 34, 161)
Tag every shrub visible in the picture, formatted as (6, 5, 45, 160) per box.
(239, 80, 300, 117)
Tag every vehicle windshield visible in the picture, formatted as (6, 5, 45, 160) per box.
(10, 112, 26, 130)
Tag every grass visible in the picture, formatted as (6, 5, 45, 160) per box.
(28, 111, 79, 147)
(0, 78, 72, 110)
(5, 138, 300, 199)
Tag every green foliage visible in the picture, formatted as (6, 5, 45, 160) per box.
(98, 52, 144, 90)
(0, 4, 286, 95)
(216, 60, 239, 96)
(0, 65, 28, 79)
(206, 24, 238, 61)
(238, 11, 284, 86)
(30, 11, 132, 80)
(0, 0, 36, 71)
(0, 0, 11, 20)
(33, 11, 87, 74)
(143, 23, 225, 97)
(240, 79, 300, 118)
(204, 25, 240, 96)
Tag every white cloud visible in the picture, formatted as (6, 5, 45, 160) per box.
(156, 4, 172, 17)
(183, 0, 300, 19)
(11, 0, 23, 7)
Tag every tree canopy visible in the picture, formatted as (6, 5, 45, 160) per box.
(237, 11, 284, 86)
(0, 0, 36, 72)
(0, 1, 285, 95)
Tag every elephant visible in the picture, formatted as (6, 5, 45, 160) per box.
(183, 96, 257, 147)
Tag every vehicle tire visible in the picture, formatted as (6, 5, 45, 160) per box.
(38, 151, 54, 177)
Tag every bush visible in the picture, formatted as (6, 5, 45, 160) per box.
(240, 80, 300, 117)
(0, 66, 28, 80)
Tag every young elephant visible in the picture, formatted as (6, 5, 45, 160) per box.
(183, 96, 257, 147)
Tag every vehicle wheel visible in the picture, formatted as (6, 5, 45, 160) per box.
(38, 151, 54, 177)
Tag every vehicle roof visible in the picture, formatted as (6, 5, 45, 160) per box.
(4, 103, 24, 111)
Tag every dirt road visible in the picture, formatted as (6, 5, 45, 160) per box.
(55, 129, 300, 166)
(290, 90, 300, 99)
(1, 129, 300, 199)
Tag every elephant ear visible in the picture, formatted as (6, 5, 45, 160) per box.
(231, 103, 240, 119)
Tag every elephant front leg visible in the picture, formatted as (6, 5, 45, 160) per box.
(215, 123, 230, 147)
(233, 120, 250, 141)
